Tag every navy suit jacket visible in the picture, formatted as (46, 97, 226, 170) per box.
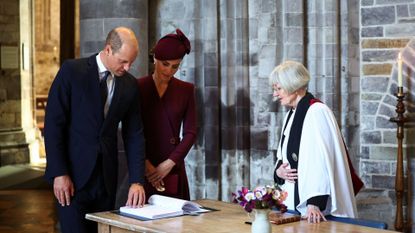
(44, 54, 145, 195)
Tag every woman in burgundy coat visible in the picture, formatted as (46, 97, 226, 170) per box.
(137, 29, 197, 200)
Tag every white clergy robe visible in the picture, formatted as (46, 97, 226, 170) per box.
(275, 102, 358, 218)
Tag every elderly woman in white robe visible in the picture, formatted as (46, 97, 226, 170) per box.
(269, 60, 362, 223)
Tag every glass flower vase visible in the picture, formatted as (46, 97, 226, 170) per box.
(251, 209, 271, 233)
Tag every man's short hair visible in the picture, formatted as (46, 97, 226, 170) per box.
(105, 29, 123, 53)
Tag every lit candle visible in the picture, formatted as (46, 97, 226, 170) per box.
(398, 52, 403, 88)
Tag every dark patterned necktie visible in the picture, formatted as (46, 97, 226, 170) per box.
(100, 71, 110, 109)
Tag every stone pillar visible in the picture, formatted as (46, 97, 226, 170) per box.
(248, 0, 285, 192)
(199, 0, 221, 201)
(0, 0, 40, 166)
(340, 0, 360, 166)
(218, 0, 251, 200)
(79, 0, 148, 77)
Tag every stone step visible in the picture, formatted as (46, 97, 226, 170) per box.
(0, 163, 49, 190)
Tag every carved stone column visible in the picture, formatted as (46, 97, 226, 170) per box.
(79, 0, 148, 77)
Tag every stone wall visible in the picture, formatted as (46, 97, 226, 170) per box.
(0, 1, 20, 129)
(0, 0, 29, 165)
(33, 0, 60, 97)
(33, 0, 60, 140)
(0, 0, 40, 165)
(79, 0, 148, 78)
(360, 0, 415, 229)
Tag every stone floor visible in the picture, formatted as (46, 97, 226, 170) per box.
(0, 158, 131, 233)
(0, 164, 59, 233)
(0, 189, 58, 233)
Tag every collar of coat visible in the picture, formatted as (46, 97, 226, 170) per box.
(286, 92, 318, 169)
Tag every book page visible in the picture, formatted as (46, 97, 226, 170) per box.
(120, 204, 182, 220)
(119, 195, 210, 220)
(149, 195, 203, 212)
(182, 203, 211, 213)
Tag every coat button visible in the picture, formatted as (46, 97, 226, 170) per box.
(291, 153, 298, 162)
(170, 138, 176, 144)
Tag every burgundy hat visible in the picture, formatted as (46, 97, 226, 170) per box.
(153, 29, 191, 60)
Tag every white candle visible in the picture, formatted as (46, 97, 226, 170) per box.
(398, 52, 403, 88)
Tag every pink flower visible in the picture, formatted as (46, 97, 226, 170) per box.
(232, 185, 287, 213)
(241, 187, 249, 196)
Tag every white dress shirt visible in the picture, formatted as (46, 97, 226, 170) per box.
(96, 53, 115, 117)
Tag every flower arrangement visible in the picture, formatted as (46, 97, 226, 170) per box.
(232, 184, 288, 213)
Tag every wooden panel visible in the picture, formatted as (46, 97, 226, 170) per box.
(97, 223, 110, 233)
(111, 226, 141, 233)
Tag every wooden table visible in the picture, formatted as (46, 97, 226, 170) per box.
(86, 200, 397, 233)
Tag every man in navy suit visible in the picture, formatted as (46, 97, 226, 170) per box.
(44, 27, 145, 233)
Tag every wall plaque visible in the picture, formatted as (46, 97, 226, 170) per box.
(1, 45, 19, 69)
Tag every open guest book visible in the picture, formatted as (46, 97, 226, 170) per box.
(119, 194, 211, 220)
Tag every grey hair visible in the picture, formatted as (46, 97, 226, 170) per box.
(268, 60, 310, 94)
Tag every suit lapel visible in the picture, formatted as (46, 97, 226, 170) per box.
(85, 55, 105, 127)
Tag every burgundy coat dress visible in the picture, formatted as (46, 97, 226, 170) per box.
(137, 75, 197, 200)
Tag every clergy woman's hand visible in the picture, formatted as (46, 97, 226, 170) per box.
(305, 204, 327, 223)
(276, 163, 297, 183)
